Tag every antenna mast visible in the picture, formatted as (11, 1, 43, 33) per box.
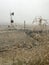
(10, 12, 14, 26)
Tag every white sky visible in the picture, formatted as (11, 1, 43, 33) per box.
(0, 0, 49, 25)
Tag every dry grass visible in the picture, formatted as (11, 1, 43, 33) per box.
(0, 30, 49, 65)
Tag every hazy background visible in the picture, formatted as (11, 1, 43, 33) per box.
(0, 0, 49, 25)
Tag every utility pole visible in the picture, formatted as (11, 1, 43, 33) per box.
(24, 20, 26, 31)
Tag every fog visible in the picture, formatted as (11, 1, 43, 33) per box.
(0, 0, 49, 25)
